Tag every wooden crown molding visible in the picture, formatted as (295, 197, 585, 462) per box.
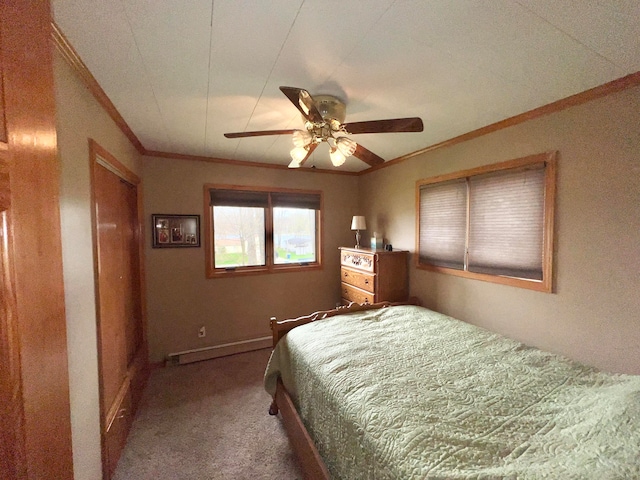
(51, 22, 146, 154)
(145, 149, 359, 175)
(361, 70, 640, 175)
(50, 20, 640, 176)
(51, 21, 357, 175)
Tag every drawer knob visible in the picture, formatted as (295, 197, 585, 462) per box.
(364, 279, 369, 284)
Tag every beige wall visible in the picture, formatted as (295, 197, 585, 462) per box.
(143, 158, 358, 362)
(54, 51, 143, 479)
(359, 85, 640, 375)
(53, 33, 640, 475)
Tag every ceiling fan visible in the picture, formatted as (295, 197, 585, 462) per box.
(224, 86, 424, 169)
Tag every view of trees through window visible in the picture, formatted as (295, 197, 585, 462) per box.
(213, 206, 265, 267)
(273, 207, 316, 264)
(213, 206, 315, 267)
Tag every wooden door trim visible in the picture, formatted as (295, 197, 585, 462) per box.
(0, 159, 26, 479)
(0, 1, 74, 478)
(90, 140, 140, 186)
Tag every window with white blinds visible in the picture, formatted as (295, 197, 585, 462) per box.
(418, 179, 467, 270)
(417, 152, 556, 292)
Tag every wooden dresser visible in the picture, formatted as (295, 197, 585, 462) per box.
(339, 247, 408, 305)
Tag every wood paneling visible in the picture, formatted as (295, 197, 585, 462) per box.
(0, 161, 25, 480)
(0, 1, 73, 479)
(0, 39, 6, 145)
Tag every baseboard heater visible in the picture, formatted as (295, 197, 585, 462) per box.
(166, 336, 272, 366)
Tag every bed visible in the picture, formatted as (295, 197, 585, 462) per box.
(264, 302, 640, 480)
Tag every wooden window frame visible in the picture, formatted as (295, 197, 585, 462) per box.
(204, 184, 323, 278)
(415, 151, 556, 292)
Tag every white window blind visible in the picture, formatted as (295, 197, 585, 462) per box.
(467, 167, 545, 280)
(417, 157, 552, 287)
(419, 179, 467, 269)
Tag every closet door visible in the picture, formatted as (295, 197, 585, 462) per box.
(122, 182, 143, 365)
(94, 162, 130, 418)
(92, 151, 146, 478)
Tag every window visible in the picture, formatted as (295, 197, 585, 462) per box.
(205, 185, 322, 276)
(417, 152, 556, 292)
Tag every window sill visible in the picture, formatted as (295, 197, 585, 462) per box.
(207, 263, 322, 279)
(416, 263, 552, 293)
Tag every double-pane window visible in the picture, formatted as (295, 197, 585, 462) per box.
(206, 186, 322, 276)
(417, 152, 556, 291)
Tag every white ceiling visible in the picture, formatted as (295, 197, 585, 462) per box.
(53, 0, 640, 172)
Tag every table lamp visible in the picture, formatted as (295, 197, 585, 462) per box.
(351, 216, 366, 248)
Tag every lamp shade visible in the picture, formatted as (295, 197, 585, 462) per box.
(292, 129, 312, 148)
(289, 147, 309, 168)
(336, 136, 357, 157)
(351, 216, 366, 231)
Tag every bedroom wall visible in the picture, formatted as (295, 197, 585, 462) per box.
(143, 158, 358, 363)
(54, 50, 144, 480)
(358, 84, 640, 375)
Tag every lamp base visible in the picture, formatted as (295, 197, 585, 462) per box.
(355, 230, 361, 248)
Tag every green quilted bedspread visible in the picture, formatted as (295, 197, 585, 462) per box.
(264, 305, 640, 479)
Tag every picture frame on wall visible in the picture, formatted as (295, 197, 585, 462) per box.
(152, 214, 200, 248)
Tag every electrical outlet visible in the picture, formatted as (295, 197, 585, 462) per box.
(198, 326, 206, 338)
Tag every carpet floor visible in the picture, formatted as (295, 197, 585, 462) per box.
(113, 348, 303, 479)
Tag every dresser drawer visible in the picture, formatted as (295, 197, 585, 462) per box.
(341, 267, 375, 293)
(341, 282, 374, 305)
(340, 250, 375, 273)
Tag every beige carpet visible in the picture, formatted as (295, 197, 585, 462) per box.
(113, 348, 302, 479)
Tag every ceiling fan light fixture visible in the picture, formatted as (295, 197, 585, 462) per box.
(292, 129, 313, 148)
(225, 86, 424, 169)
(329, 147, 346, 167)
(290, 146, 308, 163)
(336, 136, 357, 157)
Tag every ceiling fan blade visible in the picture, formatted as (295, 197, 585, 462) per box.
(224, 129, 296, 138)
(353, 144, 384, 167)
(279, 86, 324, 123)
(343, 117, 424, 135)
(299, 143, 318, 167)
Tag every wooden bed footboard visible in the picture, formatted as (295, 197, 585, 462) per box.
(270, 298, 420, 347)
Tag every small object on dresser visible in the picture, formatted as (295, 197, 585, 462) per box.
(385, 244, 393, 251)
(371, 232, 383, 250)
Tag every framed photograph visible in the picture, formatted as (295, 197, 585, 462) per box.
(152, 214, 200, 248)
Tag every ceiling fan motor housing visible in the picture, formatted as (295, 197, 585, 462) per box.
(313, 95, 346, 125)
